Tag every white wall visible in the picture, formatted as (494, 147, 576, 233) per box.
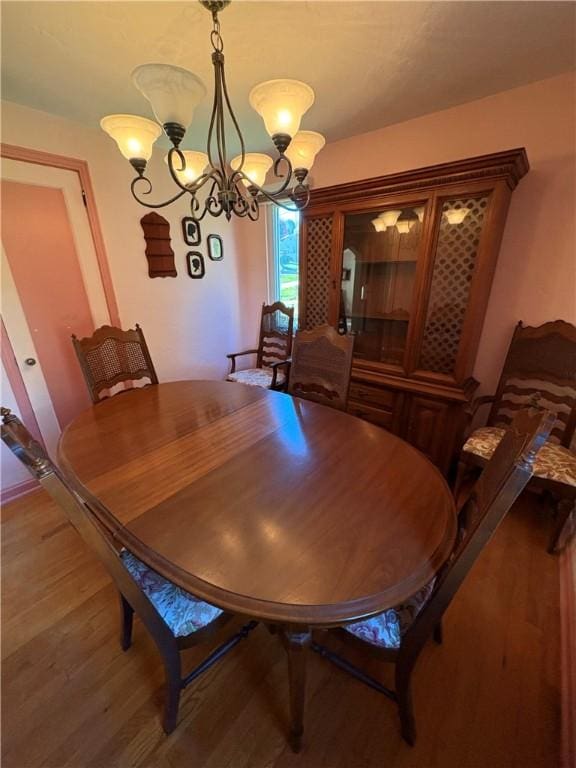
(1, 100, 267, 382)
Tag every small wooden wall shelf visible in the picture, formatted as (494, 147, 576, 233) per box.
(140, 212, 177, 278)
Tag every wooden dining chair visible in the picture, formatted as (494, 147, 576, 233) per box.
(287, 325, 354, 410)
(226, 301, 294, 390)
(312, 406, 554, 745)
(456, 320, 576, 552)
(72, 324, 159, 403)
(0, 407, 257, 735)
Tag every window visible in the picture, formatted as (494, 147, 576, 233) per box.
(269, 206, 299, 322)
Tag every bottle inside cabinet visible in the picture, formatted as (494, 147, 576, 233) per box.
(340, 206, 424, 365)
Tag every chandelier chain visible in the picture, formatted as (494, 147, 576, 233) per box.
(210, 14, 224, 52)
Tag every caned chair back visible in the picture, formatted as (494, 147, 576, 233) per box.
(402, 407, 555, 656)
(487, 320, 576, 447)
(0, 408, 173, 643)
(256, 302, 294, 369)
(288, 325, 354, 410)
(72, 324, 158, 404)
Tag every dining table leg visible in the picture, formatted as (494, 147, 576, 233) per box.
(281, 626, 312, 753)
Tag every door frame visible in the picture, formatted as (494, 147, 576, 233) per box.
(0, 143, 120, 327)
(0, 144, 119, 502)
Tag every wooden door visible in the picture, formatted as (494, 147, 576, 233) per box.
(1, 159, 113, 499)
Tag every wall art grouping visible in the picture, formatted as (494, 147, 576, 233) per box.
(140, 214, 223, 280)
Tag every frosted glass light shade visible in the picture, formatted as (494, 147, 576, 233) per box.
(231, 153, 273, 187)
(444, 208, 469, 225)
(249, 79, 315, 138)
(396, 219, 415, 234)
(132, 63, 206, 128)
(372, 217, 387, 233)
(100, 114, 162, 161)
(378, 209, 402, 228)
(165, 150, 208, 185)
(284, 131, 325, 171)
(415, 207, 425, 223)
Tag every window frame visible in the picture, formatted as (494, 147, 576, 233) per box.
(266, 204, 300, 323)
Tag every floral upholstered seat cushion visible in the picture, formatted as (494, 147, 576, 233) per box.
(463, 426, 576, 487)
(226, 367, 286, 389)
(121, 550, 224, 638)
(345, 579, 436, 650)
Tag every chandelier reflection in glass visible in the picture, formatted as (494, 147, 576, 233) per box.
(100, 0, 325, 222)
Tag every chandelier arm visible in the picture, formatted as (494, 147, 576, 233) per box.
(206, 78, 220, 172)
(257, 184, 310, 212)
(219, 54, 246, 169)
(229, 180, 259, 221)
(130, 176, 189, 209)
(238, 189, 260, 221)
(188, 167, 226, 195)
(247, 202, 260, 221)
(271, 154, 295, 193)
(290, 184, 312, 210)
(230, 185, 250, 217)
(195, 179, 225, 221)
(212, 55, 228, 181)
(165, 147, 199, 194)
(228, 156, 294, 200)
(206, 199, 226, 218)
(166, 147, 226, 195)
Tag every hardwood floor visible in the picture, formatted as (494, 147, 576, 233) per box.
(1, 489, 560, 768)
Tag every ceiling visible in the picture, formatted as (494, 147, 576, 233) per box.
(2, 1, 575, 154)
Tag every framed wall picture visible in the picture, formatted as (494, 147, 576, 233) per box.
(186, 251, 205, 279)
(207, 233, 223, 261)
(182, 217, 201, 246)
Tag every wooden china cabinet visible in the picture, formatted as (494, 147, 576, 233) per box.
(299, 149, 529, 474)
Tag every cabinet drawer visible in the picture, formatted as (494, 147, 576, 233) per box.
(348, 381, 396, 411)
(347, 401, 394, 430)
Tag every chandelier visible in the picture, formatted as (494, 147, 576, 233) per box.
(100, 0, 325, 222)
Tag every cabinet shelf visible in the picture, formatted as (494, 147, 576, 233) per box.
(355, 259, 417, 266)
(373, 259, 417, 265)
(349, 312, 410, 321)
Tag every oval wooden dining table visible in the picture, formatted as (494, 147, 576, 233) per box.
(58, 380, 456, 750)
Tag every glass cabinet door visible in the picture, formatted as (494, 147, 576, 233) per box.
(340, 206, 424, 366)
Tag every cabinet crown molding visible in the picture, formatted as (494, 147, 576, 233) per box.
(308, 148, 529, 207)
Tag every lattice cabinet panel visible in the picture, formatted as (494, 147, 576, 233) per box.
(303, 215, 333, 330)
(418, 196, 489, 375)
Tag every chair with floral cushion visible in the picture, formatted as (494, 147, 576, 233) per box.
(0, 407, 257, 735)
(456, 320, 576, 552)
(312, 407, 554, 746)
(226, 302, 294, 390)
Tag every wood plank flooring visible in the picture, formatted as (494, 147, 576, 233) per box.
(1, 489, 560, 768)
